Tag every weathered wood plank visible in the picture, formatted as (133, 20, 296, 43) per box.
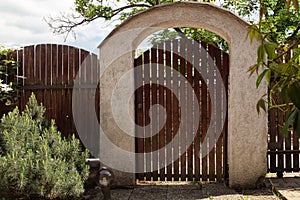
(151, 47, 159, 181)
(172, 40, 180, 181)
(158, 43, 166, 181)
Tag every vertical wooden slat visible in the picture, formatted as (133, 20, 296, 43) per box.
(69, 46, 76, 135)
(16, 49, 24, 85)
(36, 45, 43, 103)
(23, 46, 34, 111)
(64, 46, 71, 136)
(24, 45, 35, 85)
(201, 41, 208, 181)
(215, 47, 223, 182)
(69, 46, 75, 85)
(286, 114, 292, 171)
(268, 76, 277, 173)
(208, 44, 216, 181)
(151, 47, 159, 181)
(186, 39, 194, 181)
(93, 53, 100, 138)
(135, 55, 144, 180)
(85, 53, 93, 148)
(56, 45, 63, 135)
(293, 131, 299, 171)
(165, 41, 173, 181)
(17, 49, 25, 111)
(269, 81, 277, 172)
(179, 38, 187, 181)
(35, 45, 41, 84)
(172, 40, 180, 181)
(193, 41, 201, 181)
(51, 45, 57, 122)
(73, 48, 81, 137)
(46, 44, 52, 86)
(222, 52, 229, 180)
(277, 101, 284, 174)
(40, 45, 46, 86)
(158, 43, 166, 181)
(144, 50, 152, 181)
(44, 44, 52, 121)
(74, 48, 80, 82)
(79, 49, 88, 143)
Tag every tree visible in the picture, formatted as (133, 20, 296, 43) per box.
(47, 0, 300, 134)
(247, 0, 300, 135)
(0, 93, 90, 199)
(46, 0, 227, 49)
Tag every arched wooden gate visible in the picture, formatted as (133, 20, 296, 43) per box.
(134, 38, 229, 182)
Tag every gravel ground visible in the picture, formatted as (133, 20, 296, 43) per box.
(84, 181, 280, 200)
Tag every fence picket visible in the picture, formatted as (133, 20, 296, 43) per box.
(201, 41, 208, 181)
(193, 41, 201, 182)
(151, 47, 159, 181)
(172, 40, 180, 181)
(144, 50, 152, 181)
(179, 38, 187, 181)
(163, 41, 172, 181)
(135, 55, 144, 180)
(158, 43, 166, 181)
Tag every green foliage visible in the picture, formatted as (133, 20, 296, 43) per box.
(0, 93, 90, 199)
(0, 46, 19, 104)
(149, 29, 179, 46)
(47, 0, 229, 49)
(248, 0, 300, 135)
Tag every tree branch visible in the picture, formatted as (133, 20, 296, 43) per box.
(46, 3, 152, 40)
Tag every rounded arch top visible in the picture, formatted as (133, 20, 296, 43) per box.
(99, 2, 252, 50)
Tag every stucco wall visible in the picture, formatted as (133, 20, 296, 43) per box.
(98, 2, 267, 188)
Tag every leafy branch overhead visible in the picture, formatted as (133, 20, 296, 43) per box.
(47, 0, 300, 136)
(249, 0, 300, 136)
(45, 0, 223, 45)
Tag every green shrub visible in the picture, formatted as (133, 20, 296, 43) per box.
(0, 93, 90, 199)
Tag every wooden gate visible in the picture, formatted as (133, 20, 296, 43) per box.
(134, 38, 229, 182)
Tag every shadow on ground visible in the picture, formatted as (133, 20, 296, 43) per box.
(84, 182, 279, 200)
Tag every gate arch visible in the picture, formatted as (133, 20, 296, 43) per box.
(99, 2, 267, 188)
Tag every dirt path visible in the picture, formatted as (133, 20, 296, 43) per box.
(84, 182, 280, 200)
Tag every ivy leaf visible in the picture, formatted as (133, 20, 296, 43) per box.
(264, 42, 277, 60)
(248, 64, 259, 76)
(294, 109, 300, 136)
(256, 69, 268, 88)
(282, 108, 297, 136)
(256, 98, 266, 114)
(287, 81, 300, 110)
(280, 85, 290, 104)
(248, 25, 260, 43)
(257, 44, 265, 65)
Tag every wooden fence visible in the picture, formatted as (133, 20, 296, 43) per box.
(0, 44, 100, 147)
(1, 42, 298, 180)
(135, 38, 229, 182)
(268, 49, 300, 176)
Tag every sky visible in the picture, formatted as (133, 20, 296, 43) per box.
(0, 0, 114, 53)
